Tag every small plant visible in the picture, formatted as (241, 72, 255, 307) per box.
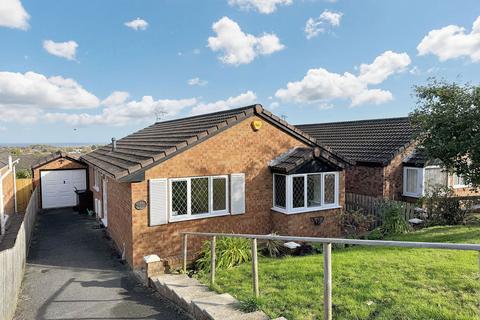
(338, 209, 375, 238)
(379, 200, 410, 236)
(195, 237, 252, 272)
(239, 297, 260, 313)
(260, 233, 285, 257)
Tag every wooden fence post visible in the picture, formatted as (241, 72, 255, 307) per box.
(323, 243, 332, 320)
(252, 238, 259, 298)
(182, 234, 188, 273)
(210, 236, 216, 286)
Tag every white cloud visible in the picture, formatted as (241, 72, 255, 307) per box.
(188, 77, 208, 86)
(417, 16, 480, 62)
(305, 10, 343, 39)
(275, 51, 410, 107)
(191, 91, 257, 115)
(45, 94, 197, 126)
(228, 0, 292, 14)
(268, 102, 279, 109)
(208, 17, 285, 65)
(0, 0, 29, 30)
(124, 18, 149, 31)
(43, 40, 78, 60)
(0, 71, 99, 110)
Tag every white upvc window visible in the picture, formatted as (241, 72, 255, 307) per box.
(93, 169, 100, 191)
(169, 175, 229, 222)
(272, 172, 340, 214)
(403, 167, 424, 198)
(451, 173, 467, 188)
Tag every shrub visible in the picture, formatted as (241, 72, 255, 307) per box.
(195, 237, 252, 272)
(16, 169, 32, 179)
(338, 209, 375, 238)
(421, 186, 469, 225)
(379, 201, 410, 236)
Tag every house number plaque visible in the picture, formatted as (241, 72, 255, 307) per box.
(135, 200, 147, 210)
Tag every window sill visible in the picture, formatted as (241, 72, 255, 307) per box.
(169, 211, 230, 223)
(452, 185, 468, 189)
(271, 205, 342, 215)
(403, 193, 421, 198)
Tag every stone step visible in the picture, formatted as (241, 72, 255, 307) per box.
(151, 274, 271, 320)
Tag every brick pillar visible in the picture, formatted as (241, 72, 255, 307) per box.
(144, 254, 169, 279)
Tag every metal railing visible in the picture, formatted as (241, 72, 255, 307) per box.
(181, 232, 480, 320)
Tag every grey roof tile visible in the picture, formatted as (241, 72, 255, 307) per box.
(83, 104, 349, 180)
(297, 117, 415, 165)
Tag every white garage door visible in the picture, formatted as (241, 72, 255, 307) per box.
(41, 170, 87, 209)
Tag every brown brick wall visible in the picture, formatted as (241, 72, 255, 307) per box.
(2, 168, 15, 215)
(384, 144, 416, 200)
(33, 158, 87, 188)
(122, 115, 344, 268)
(345, 165, 383, 197)
(88, 167, 134, 265)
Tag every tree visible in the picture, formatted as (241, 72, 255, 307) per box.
(410, 79, 480, 186)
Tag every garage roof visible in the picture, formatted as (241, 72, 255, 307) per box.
(297, 117, 416, 166)
(82, 104, 350, 181)
(31, 151, 84, 170)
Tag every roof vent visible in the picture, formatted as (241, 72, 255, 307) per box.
(111, 137, 117, 151)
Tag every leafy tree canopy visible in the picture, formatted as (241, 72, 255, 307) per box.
(410, 79, 480, 186)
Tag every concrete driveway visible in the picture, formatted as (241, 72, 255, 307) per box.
(14, 208, 190, 320)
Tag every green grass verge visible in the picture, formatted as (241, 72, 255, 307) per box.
(198, 226, 480, 320)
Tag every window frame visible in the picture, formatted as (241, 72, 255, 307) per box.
(403, 167, 424, 198)
(451, 173, 468, 189)
(272, 172, 340, 214)
(169, 175, 229, 222)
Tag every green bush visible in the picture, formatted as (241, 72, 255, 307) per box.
(421, 186, 468, 225)
(16, 169, 32, 179)
(380, 201, 410, 236)
(195, 237, 252, 272)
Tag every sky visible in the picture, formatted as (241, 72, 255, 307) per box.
(0, 0, 479, 144)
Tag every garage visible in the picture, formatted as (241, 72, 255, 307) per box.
(32, 152, 89, 209)
(40, 169, 86, 209)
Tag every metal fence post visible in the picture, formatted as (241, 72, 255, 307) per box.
(252, 238, 259, 298)
(323, 242, 332, 320)
(211, 236, 216, 286)
(182, 234, 188, 273)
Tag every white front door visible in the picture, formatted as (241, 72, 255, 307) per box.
(102, 178, 108, 226)
(41, 170, 87, 209)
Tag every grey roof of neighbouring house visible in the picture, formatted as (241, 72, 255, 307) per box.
(297, 117, 416, 166)
(82, 104, 350, 181)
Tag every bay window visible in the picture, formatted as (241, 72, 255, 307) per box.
(273, 172, 340, 214)
(170, 175, 229, 221)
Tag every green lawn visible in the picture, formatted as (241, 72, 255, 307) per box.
(198, 226, 480, 320)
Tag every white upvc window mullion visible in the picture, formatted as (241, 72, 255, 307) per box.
(186, 178, 192, 215)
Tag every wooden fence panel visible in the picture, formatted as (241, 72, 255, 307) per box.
(16, 179, 33, 214)
(0, 188, 38, 320)
(345, 193, 418, 227)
